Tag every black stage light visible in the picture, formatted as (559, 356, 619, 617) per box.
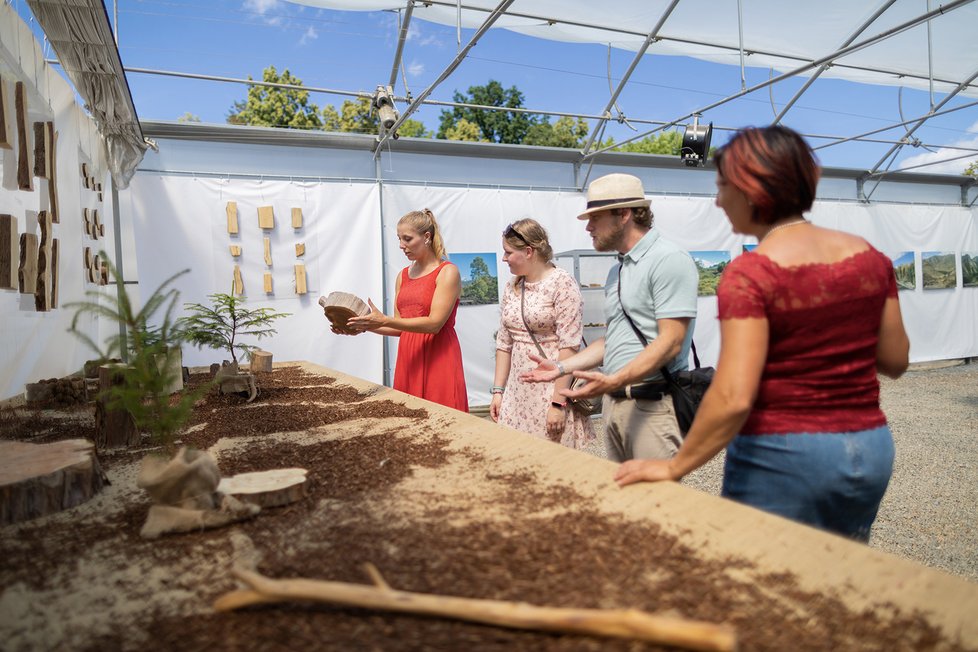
(681, 115, 713, 167)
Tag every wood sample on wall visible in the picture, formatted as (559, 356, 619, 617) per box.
(83, 208, 91, 237)
(233, 265, 244, 295)
(46, 124, 58, 223)
(35, 211, 52, 311)
(100, 264, 108, 286)
(294, 264, 307, 295)
(83, 246, 92, 270)
(92, 210, 101, 240)
(226, 201, 238, 234)
(51, 238, 59, 308)
(258, 206, 274, 229)
(0, 76, 13, 150)
(81, 162, 89, 187)
(291, 207, 302, 229)
(0, 214, 17, 289)
(263, 272, 273, 294)
(15, 81, 33, 191)
(32, 121, 52, 179)
(18, 233, 38, 294)
(229, 245, 241, 257)
(295, 242, 305, 257)
(99, 223, 104, 238)
(263, 237, 272, 266)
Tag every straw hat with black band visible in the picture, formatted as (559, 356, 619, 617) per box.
(578, 173, 651, 219)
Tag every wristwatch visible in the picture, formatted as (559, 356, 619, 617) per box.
(550, 401, 566, 410)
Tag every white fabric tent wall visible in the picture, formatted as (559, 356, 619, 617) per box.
(0, 4, 111, 401)
(123, 146, 978, 407)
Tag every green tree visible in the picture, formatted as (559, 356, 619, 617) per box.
(460, 256, 498, 305)
(178, 292, 290, 366)
(442, 118, 485, 142)
(602, 130, 685, 155)
(524, 116, 590, 148)
(438, 80, 538, 144)
(227, 65, 322, 129)
(966, 161, 978, 178)
(322, 97, 431, 137)
(177, 112, 201, 123)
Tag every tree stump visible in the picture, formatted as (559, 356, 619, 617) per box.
(216, 362, 258, 402)
(95, 364, 140, 450)
(0, 439, 107, 526)
(217, 468, 308, 508)
(250, 350, 273, 373)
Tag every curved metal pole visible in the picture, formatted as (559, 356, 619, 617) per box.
(773, 0, 898, 125)
(579, 0, 681, 156)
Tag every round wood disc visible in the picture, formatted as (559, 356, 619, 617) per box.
(319, 292, 369, 333)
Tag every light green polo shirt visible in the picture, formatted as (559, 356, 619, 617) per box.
(602, 227, 699, 379)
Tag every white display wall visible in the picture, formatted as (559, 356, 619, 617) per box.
(124, 174, 978, 408)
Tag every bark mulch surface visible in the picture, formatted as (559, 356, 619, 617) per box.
(0, 366, 972, 652)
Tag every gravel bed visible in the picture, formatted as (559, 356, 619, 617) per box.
(579, 361, 978, 583)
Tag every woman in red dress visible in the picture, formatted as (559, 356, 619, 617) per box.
(615, 126, 910, 541)
(346, 209, 468, 412)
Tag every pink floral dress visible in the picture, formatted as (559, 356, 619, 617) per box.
(495, 266, 596, 449)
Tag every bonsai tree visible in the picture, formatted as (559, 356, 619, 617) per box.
(66, 254, 208, 448)
(178, 292, 289, 367)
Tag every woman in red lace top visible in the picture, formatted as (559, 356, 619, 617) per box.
(615, 126, 910, 541)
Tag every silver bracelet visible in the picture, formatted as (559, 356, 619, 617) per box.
(555, 361, 567, 376)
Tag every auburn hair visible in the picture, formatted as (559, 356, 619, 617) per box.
(503, 218, 553, 263)
(714, 126, 821, 225)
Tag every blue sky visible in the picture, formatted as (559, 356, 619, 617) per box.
(449, 252, 498, 281)
(891, 251, 914, 267)
(16, 0, 978, 174)
(689, 250, 731, 267)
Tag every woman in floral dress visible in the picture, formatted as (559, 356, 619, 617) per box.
(490, 218, 595, 449)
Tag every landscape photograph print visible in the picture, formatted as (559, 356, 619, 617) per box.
(921, 251, 957, 290)
(890, 251, 916, 291)
(450, 252, 499, 306)
(690, 250, 731, 297)
(962, 252, 978, 288)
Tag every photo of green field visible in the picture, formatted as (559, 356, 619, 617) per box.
(691, 250, 731, 296)
(963, 253, 978, 288)
(921, 252, 956, 290)
(890, 251, 916, 291)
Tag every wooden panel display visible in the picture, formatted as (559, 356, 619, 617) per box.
(263, 237, 272, 266)
(0, 76, 12, 150)
(18, 233, 38, 294)
(83, 208, 91, 236)
(229, 245, 241, 257)
(295, 242, 305, 257)
(51, 238, 59, 308)
(258, 206, 274, 230)
(47, 123, 58, 223)
(15, 81, 33, 191)
(0, 214, 16, 289)
(35, 211, 52, 311)
(32, 121, 51, 179)
(291, 207, 302, 229)
(233, 265, 243, 295)
(226, 201, 238, 235)
(263, 272, 273, 294)
(294, 263, 307, 295)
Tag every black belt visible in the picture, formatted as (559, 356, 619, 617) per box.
(608, 382, 669, 401)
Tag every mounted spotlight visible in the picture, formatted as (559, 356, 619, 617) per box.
(373, 84, 400, 139)
(680, 114, 713, 167)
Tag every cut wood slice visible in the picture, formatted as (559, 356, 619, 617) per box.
(319, 291, 369, 334)
(217, 468, 308, 508)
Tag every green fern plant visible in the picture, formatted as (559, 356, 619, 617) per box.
(65, 253, 209, 448)
(177, 292, 289, 366)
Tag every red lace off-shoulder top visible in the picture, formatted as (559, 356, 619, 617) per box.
(717, 246, 899, 435)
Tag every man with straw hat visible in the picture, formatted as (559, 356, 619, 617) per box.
(521, 173, 698, 461)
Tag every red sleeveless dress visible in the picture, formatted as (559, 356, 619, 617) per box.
(393, 261, 468, 412)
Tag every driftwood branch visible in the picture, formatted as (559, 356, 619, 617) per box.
(214, 566, 736, 652)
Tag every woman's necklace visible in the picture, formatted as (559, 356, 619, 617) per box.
(761, 219, 808, 242)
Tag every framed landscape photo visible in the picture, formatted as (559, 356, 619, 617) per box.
(890, 251, 916, 291)
(690, 250, 731, 296)
(962, 252, 978, 288)
(450, 252, 499, 306)
(921, 251, 956, 290)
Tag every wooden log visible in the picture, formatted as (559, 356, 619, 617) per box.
(51, 238, 59, 308)
(0, 439, 107, 526)
(250, 350, 273, 373)
(0, 214, 16, 289)
(263, 272, 272, 294)
(291, 207, 302, 229)
(229, 245, 241, 257)
(0, 76, 12, 150)
(32, 121, 51, 179)
(46, 123, 59, 223)
(35, 211, 52, 311)
(233, 264, 244, 295)
(15, 81, 33, 191)
(294, 263, 306, 295)
(18, 232, 38, 294)
(214, 566, 737, 652)
(295, 242, 305, 257)
(218, 467, 306, 508)
(226, 201, 238, 235)
(319, 291, 369, 334)
(95, 364, 140, 449)
(263, 236, 271, 266)
(258, 206, 274, 230)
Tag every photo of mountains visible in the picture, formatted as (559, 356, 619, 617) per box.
(922, 252, 956, 290)
(890, 251, 916, 291)
(691, 250, 731, 297)
(963, 253, 978, 288)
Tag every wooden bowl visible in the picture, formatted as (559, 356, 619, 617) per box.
(319, 292, 369, 334)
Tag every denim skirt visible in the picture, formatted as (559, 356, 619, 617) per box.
(721, 426, 895, 541)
